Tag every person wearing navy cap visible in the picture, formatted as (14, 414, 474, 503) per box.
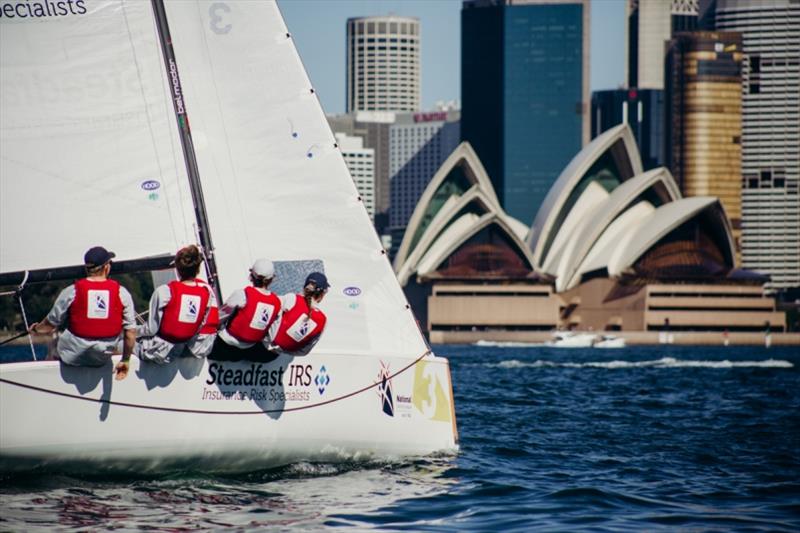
(28, 246, 137, 379)
(267, 271, 329, 356)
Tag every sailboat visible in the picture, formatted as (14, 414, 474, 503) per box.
(0, 0, 457, 472)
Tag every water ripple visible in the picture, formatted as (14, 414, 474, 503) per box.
(1, 344, 799, 530)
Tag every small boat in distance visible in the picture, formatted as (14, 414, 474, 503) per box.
(594, 335, 626, 348)
(546, 331, 598, 348)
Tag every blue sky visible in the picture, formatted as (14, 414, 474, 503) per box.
(278, 0, 626, 115)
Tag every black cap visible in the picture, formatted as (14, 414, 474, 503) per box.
(304, 272, 329, 290)
(84, 246, 115, 267)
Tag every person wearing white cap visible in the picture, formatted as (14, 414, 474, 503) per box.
(215, 258, 281, 353)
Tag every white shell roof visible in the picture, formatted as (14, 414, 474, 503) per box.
(527, 124, 643, 269)
(607, 196, 734, 277)
(394, 142, 498, 270)
(553, 167, 683, 291)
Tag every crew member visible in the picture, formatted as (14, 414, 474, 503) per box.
(28, 246, 136, 379)
(135, 245, 216, 364)
(268, 271, 329, 356)
(217, 258, 281, 350)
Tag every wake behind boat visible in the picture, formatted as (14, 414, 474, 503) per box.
(0, 0, 458, 471)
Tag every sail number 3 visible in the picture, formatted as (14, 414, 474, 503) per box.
(209, 3, 232, 35)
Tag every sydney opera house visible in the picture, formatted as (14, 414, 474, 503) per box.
(394, 125, 785, 342)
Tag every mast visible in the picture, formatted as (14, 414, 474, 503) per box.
(150, 0, 222, 302)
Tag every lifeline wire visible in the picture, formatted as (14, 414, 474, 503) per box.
(16, 270, 37, 361)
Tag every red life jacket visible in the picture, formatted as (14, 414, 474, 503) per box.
(200, 305, 220, 335)
(158, 280, 211, 344)
(225, 286, 281, 344)
(272, 294, 327, 352)
(68, 278, 124, 339)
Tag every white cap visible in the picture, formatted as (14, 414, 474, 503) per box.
(250, 258, 275, 279)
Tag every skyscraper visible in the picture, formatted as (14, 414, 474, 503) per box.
(461, 0, 589, 226)
(626, 0, 699, 90)
(346, 16, 420, 112)
(591, 88, 665, 170)
(335, 132, 376, 218)
(664, 31, 744, 253)
(389, 109, 461, 255)
(715, 0, 800, 290)
(328, 111, 393, 233)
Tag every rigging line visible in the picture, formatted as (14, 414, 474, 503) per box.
(120, 0, 181, 249)
(151, 0, 222, 302)
(192, 1, 253, 263)
(16, 271, 37, 361)
(0, 350, 433, 415)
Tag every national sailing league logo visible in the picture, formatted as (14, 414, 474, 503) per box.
(314, 365, 330, 395)
(376, 361, 394, 417)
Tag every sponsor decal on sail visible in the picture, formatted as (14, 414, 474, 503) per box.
(0, 0, 87, 19)
(343, 286, 361, 297)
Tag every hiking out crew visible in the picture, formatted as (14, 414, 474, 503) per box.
(217, 259, 281, 349)
(28, 246, 136, 378)
(135, 245, 216, 364)
(268, 271, 329, 356)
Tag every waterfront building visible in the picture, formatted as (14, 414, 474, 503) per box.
(389, 109, 461, 257)
(346, 16, 420, 113)
(591, 88, 665, 170)
(395, 124, 784, 340)
(626, 0, 698, 90)
(714, 0, 800, 290)
(460, 0, 590, 226)
(335, 132, 375, 219)
(664, 31, 744, 253)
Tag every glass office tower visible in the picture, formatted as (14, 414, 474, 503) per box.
(461, 0, 589, 226)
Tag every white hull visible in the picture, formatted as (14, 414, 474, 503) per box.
(0, 352, 458, 473)
(546, 333, 598, 348)
(594, 337, 626, 348)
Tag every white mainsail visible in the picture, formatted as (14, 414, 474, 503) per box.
(163, 1, 429, 359)
(0, 1, 196, 273)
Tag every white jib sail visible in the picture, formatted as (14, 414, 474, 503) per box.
(0, 1, 197, 273)
(163, 1, 429, 359)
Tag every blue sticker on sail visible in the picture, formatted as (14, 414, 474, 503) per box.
(141, 180, 161, 191)
(343, 286, 361, 297)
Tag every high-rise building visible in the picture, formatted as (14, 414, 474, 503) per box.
(328, 111, 394, 232)
(461, 0, 590, 226)
(664, 31, 744, 253)
(336, 133, 376, 218)
(626, 0, 699, 90)
(389, 109, 461, 255)
(346, 16, 420, 113)
(591, 88, 665, 170)
(715, 0, 800, 290)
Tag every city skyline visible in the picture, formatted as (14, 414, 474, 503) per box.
(279, 0, 625, 114)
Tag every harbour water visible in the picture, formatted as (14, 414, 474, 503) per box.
(1, 344, 798, 531)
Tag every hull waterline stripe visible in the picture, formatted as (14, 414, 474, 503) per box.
(0, 351, 431, 415)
